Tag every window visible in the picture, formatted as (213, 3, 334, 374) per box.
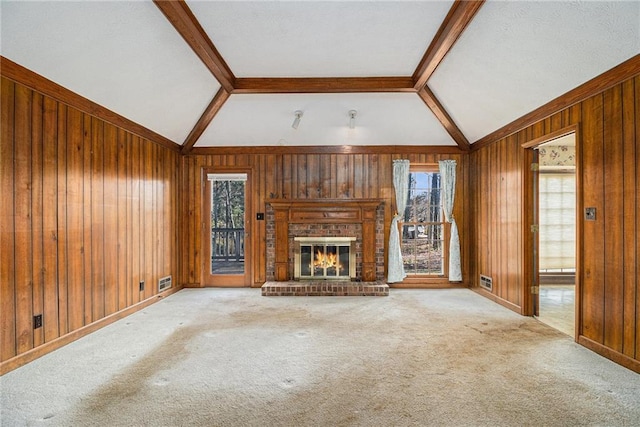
(539, 171, 575, 273)
(400, 167, 446, 276)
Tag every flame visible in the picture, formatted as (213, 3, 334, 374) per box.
(313, 248, 341, 270)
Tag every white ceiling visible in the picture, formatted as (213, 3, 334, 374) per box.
(198, 93, 455, 147)
(188, 0, 453, 77)
(1, 1, 638, 149)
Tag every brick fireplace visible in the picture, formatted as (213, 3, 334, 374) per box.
(265, 199, 385, 282)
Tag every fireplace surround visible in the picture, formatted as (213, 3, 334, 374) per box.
(266, 199, 384, 282)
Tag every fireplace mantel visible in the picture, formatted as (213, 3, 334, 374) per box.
(266, 199, 384, 281)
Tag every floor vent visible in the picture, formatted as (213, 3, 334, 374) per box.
(158, 275, 172, 292)
(480, 275, 493, 291)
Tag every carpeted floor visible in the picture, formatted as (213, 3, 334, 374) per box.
(2, 288, 639, 426)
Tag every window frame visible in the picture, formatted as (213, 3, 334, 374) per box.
(397, 164, 450, 282)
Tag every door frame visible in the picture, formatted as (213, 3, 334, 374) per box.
(521, 124, 582, 340)
(201, 166, 253, 287)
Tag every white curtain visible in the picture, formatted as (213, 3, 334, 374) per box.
(388, 160, 410, 283)
(439, 160, 462, 281)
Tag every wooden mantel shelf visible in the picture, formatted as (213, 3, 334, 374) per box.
(266, 198, 382, 224)
(266, 199, 384, 281)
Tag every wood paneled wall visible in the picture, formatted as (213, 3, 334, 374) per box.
(179, 151, 468, 287)
(1, 77, 178, 371)
(470, 74, 640, 372)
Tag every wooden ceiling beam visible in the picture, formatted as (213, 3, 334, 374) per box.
(412, 0, 485, 90)
(233, 77, 416, 94)
(418, 87, 470, 151)
(154, 0, 235, 92)
(180, 87, 230, 154)
(189, 144, 464, 156)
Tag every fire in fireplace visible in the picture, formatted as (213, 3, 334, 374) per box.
(294, 237, 356, 280)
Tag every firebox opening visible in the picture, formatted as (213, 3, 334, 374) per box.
(294, 237, 356, 280)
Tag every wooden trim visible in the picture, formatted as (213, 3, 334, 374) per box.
(573, 124, 583, 342)
(0, 56, 180, 152)
(412, 0, 485, 90)
(267, 198, 382, 211)
(578, 336, 640, 374)
(472, 286, 524, 315)
(519, 125, 581, 331)
(418, 87, 470, 151)
(233, 77, 416, 94)
(201, 166, 253, 287)
(520, 124, 578, 148)
(521, 143, 536, 317)
(188, 145, 464, 156)
(181, 88, 230, 154)
(153, 0, 235, 92)
(0, 287, 181, 375)
(391, 278, 466, 289)
(472, 54, 640, 151)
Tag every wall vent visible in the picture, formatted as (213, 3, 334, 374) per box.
(158, 275, 172, 292)
(479, 275, 493, 291)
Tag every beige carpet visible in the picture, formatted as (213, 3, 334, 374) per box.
(2, 288, 639, 426)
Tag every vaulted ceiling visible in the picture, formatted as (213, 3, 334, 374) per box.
(1, 1, 639, 152)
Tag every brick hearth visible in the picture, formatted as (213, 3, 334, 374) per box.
(261, 281, 389, 296)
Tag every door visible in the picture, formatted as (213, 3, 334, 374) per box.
(536, 138, 577, 337)
(523, 129, 578, 338)
(202, 169, 252, 287)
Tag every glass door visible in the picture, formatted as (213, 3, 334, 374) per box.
(202, 170, 251, 287)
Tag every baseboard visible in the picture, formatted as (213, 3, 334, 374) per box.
(578, 336, 640, 374)
(471, 286, 523, 314)
(390, 282, 467, 289)
(0, 286, 181, 376)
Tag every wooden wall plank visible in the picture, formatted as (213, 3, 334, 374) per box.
(31, 92, 44, 348)
(163, 149, 173, 278)
(282, 154, 292, 199)
(621, 78, 637, 358)
(500, 139, 508, 302)
(42, 96, 59, 343)
(1, 78, 17, 361)
(636, 75, 640, 361)
(142, 137, 152, 298)
(130, 135, 141, 303)
(67, 107, 85, 331)
(91, 117, 105, 321)
(103, 121, 118, 316)
(14, 84, 34, 354)
(82, 114, 93, 325)
(56, 104, 68, 336)
(156, 144, 162, 289)
(580, 94, 605, 343)
(154, 142, 161, 290)
(603, 86, 624, 352)
(184, 156, 194, 285)
(192, 153, 202, 286)
(113, 123, 128, 312)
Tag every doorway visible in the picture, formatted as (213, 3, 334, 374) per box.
(202, 169, 252, 287)
(530, 132, 577, 337)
